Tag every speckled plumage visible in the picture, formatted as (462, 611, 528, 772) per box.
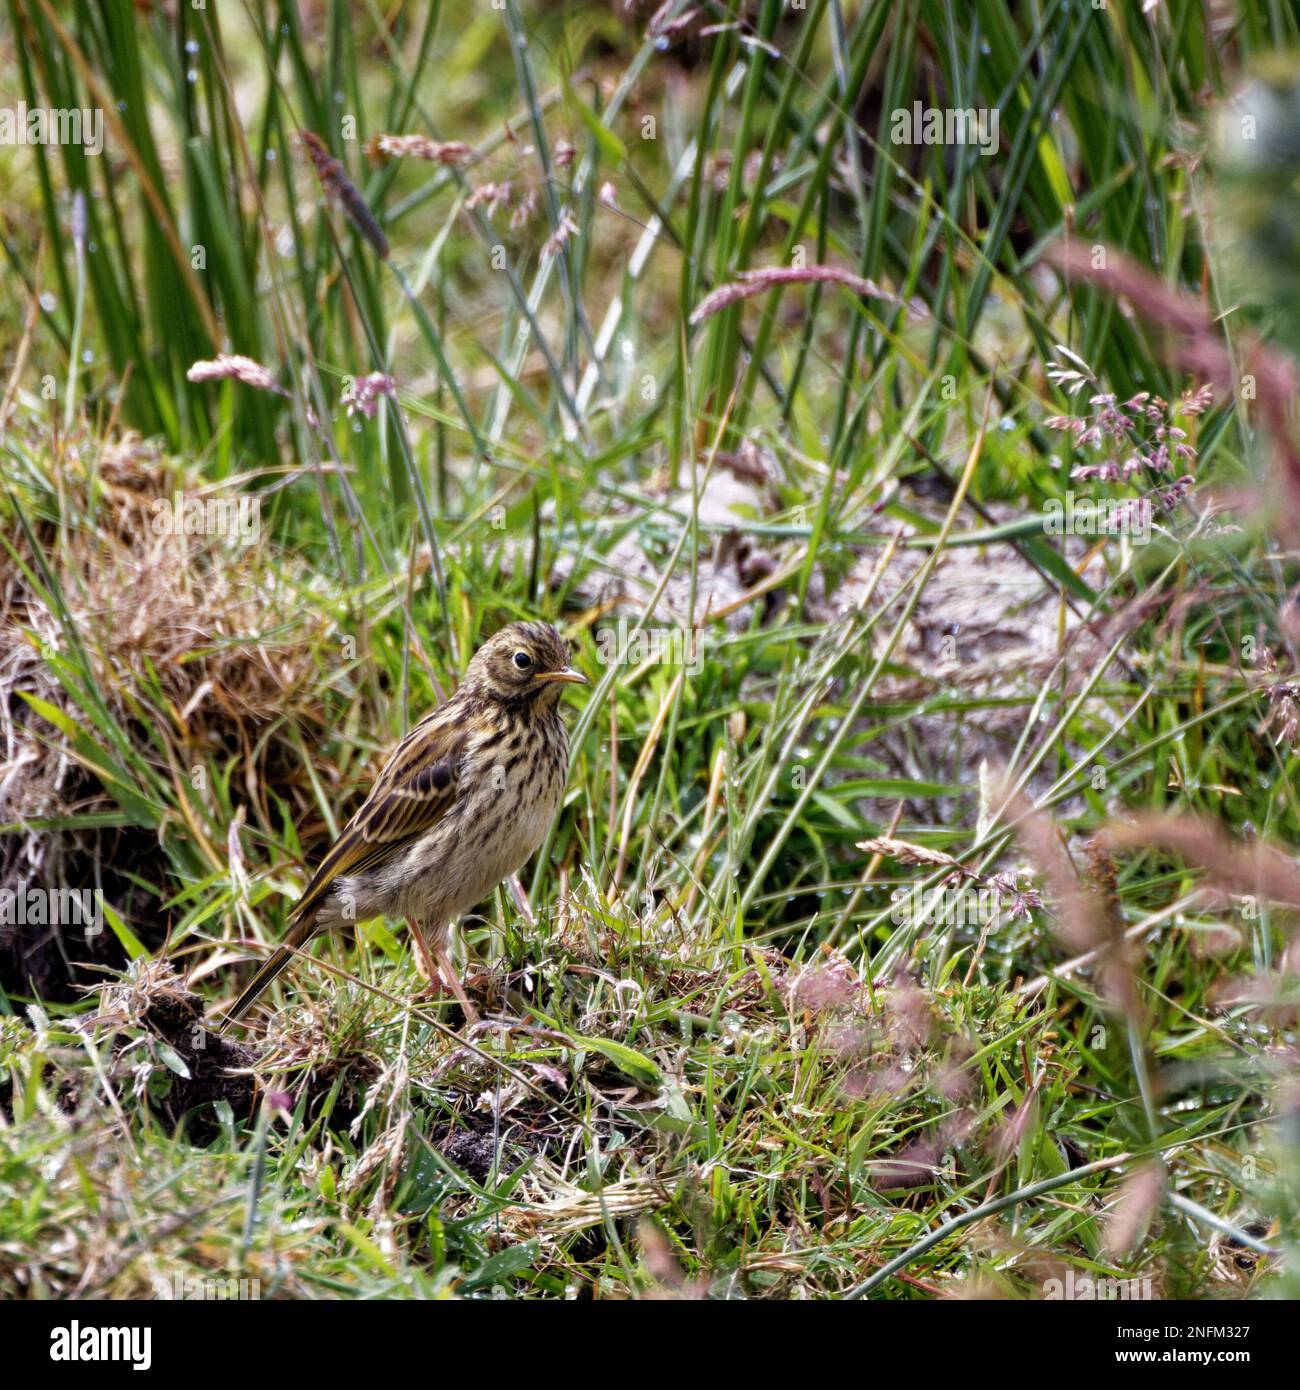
(225, 621, 584, 1025)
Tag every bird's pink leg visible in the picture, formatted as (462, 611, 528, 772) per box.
(434, 943, 480, 1026)
(406, 917, 479, 1025)
(406, 916, 439, 984)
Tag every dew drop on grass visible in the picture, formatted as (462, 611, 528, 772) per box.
(185, 39, 200, 54)
(39, 292, 57, 312)
(82, 349, 94, 365)
(186, 70, 198, 84)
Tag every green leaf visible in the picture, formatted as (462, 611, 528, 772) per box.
(154, 1041, 191, 1079)
(458, 1239, 540, 1293)
(564, 83, 626, 163)
(361, 917, 404, 964)
(100, 897, 149, 961)
(573, 1035, 662, 1089)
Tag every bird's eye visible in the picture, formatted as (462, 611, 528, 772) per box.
(513, 650, 533, 670)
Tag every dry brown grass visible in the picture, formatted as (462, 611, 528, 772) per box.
(1, 425, 335, 997)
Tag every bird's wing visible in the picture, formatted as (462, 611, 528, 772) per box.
(225, 705, 470, 1026)
(288, 707, 469, 926)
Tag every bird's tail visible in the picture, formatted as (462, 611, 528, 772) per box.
(223, 910, 321, 1029)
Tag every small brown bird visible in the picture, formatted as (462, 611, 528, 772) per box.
(225, 621, 586, 1026)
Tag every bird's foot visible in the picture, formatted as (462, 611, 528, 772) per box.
(412, 972, 456, 999)
(411, 971, 480, 1027)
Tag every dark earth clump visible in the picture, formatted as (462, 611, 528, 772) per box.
(434, 1124, 514, 1184)
(137, 989, 259, 1142)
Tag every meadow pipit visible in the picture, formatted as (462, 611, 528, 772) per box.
(225, 621, 586, 1026)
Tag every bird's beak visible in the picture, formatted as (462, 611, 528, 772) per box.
(535, 666, 588, 686)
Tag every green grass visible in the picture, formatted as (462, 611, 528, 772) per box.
(1, 0, 1300, 1300)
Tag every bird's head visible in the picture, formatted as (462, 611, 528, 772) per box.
(464, 621, 587, 706)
